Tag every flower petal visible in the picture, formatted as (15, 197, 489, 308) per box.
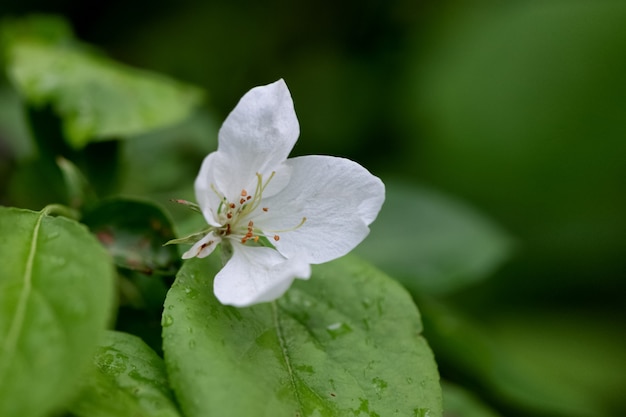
(213, 244, 311, 307)
(258, 155, 385, 264)
(194, 152, 224, 227)
(215, 79, 299, 200)
(182, 231, 221, 259)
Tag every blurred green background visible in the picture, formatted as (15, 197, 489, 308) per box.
(0, 1, 624, 417)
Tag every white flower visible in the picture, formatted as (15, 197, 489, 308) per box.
(183, 79, 384, 307)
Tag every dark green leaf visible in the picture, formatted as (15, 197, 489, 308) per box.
(82, 198, 181, 275)
(0, 206, 115, 417)
(69, 330, 181, 417)
(422, 301, 626, 417)
(2, 15, 204, 149)
(356, 182, 513, 295)
(56, 156, 98, 210)
(163, 252, 442, 417)
(442, 382, 501, 417)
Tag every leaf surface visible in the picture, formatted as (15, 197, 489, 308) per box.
(0, 207, 115, 417)
(163, 253, 442, 417)
(70, 330, 180, 417)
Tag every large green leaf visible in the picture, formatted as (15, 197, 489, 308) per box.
(0, 206, 115, 417)
(1, 15, 203, 149)
(163, 252, 442, 417)
(70, 330, 181, 417)
(355, 182, 513, 295)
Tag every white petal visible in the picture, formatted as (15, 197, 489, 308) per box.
(214, 79, 299, 200)
(194, 152, 223, 227)
(182, 232, 221, 259)
(258, 155, 385, 264)
(213, 244, 311, 307)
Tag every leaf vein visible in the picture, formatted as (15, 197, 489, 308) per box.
(272, 301, 304, 415)
(0, 210, 45, 379)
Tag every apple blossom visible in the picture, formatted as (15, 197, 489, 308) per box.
(180, 79, 384, 307)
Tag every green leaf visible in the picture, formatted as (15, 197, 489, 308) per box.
(421, 301, 626, 417)
(69, 330, 181, 417)
(163, 252, 442, 417)
(0, 206, 115, 417)
(442, 382, 501, 417)
(2, 15, 204, 149)
(355, 182, 513, 295)
(56, 156, 99, 210)
(482, 311, 626, 417)
(82, 198, 181, 275)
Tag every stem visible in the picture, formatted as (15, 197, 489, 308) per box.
(42, 204, 80, 220)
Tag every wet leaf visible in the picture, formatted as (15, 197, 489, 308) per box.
(163, 252, 442, 417)
(0, 206, 115, 417)
(69, 330, 180, 417)
(82, 198, 181, 275)
(2, 15, 203, 149)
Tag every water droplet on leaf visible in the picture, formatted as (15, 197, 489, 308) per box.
(162, 314, 174, 327)
(326, 322, 352, 339)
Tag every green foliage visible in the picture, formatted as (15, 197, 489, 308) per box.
(0, 206, 115, 417)
(442, 382, 501, 417)
(1, 15, 203, 149)
(356, 182, 513, 295)
(163, 253, 442, 417)
(70, 330, 181, 417)
(82, 198, 181, 275)
(1, 4, 623, 416)
(407, 1, 626, 285)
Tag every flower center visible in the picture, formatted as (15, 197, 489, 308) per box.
(211, 172, 306, 246)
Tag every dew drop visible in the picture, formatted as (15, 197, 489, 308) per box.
(413, 408, 431, 417)
(372, 377, 388, 394)
(161, 314, 174, 327)
(45, 231, 60, 241)
(49, 256, 67, 267)
(326, 322, 352, 339)
(184, 287, 199, 299)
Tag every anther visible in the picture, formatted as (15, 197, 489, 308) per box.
(248, 220, 254, 227)
(240, 198, 246, 204)
(241, 189, 247, 197)
(262, 207, 269, 212)
(229, 203, 235, 209)
(274, 235, 280, 241)
(226, 213, 233, 219)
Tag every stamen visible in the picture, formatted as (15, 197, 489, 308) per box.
(268, 217, 307, 233)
